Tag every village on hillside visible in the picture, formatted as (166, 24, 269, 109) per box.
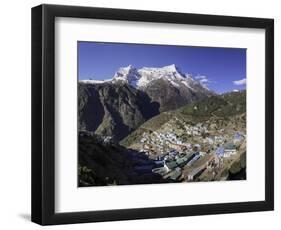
(130, 117, 246, 182)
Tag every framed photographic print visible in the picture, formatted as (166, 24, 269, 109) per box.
(31, 4, 274, 225)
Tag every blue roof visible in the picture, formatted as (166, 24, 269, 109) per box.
(234, 132, 243, 140)
(216, 146, 224, 156)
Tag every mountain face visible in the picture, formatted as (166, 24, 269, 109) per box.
(79, 82, 159, 141)
(99, 64, 213, 112)
(79, 64, 214, 141)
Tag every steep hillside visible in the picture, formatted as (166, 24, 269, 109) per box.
(179, 90, 246, 117)
(121, 91, 246, 149)
(79, 82, 159, 141)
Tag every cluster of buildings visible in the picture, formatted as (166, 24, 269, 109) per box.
(140, 125, 245, 182)
(151, 146, 216, 181)
(183, 123, 209, 136)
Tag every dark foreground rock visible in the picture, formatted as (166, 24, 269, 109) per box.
(78, 131, 169, 187)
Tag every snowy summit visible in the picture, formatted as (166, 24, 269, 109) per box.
(80, 64, 212, 93)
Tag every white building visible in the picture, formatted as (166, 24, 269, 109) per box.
(223, 144, 237, 157)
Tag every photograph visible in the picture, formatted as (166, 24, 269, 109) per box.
(78, 42, 247, 187)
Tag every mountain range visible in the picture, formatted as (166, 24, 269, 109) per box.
(79, 64, 214, 141)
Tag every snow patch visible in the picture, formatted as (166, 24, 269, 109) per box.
(79, 79, 111, 84)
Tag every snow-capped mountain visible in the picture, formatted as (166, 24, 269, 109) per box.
(112, 64, 184, 88)
(80, 64, 213, 95)
(112, 65, 141, 87)
(79, 65, 215, 140)
(110, 64, 211, 92)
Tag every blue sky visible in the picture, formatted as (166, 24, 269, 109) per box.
(78, 41, 246, 93)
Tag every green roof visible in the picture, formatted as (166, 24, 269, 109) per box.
(225, 144, 236, 149)
(170, 170, 182, 180)
(176, 157, 188, 165)
(166, 161, 177, 169)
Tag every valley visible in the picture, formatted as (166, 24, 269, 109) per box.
(78, 64, 246, 186)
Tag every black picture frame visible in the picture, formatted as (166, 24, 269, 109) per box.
(31, 4, 274, 225)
